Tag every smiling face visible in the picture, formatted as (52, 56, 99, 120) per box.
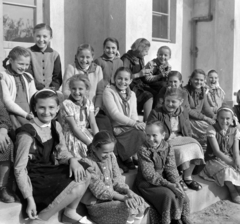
(10, 56, 30, 74)
(146, 124, 165, 148)
(164, 95, 183, 113)
(34, 28, 52, 51)
(190, 73, 205, 89)
(34, 97, 59, 124)
(76, 49, 93, 69)
(157, 48, 171, 65)
(217, 110, 233, 131)
(104, 41, 118, 59)
(168, 76, 182, 88)
(94, 142, 115, 161)
(115, 70, 132, 91)
(70, 80, 87, 101)
(208, 72, 218, 88)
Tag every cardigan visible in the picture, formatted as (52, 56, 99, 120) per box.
(102, 85, 138, 127)
(28, 45, 62, 90)
(156, 86, 204, 120)
(62, 63, 103, 108)
(14, 119, 73, 199)
(0, 69, 37, 118)
(94, 55, 123, 83)
(81, 152, 129, 204)
(184, 84, 215, 119)
(147, 106, 192, 139)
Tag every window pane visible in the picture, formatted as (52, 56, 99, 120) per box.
(3, 0, 35, 6)
(3, 4, 35, 42)
(152, 15, 168, 39)
(153, 0, 168, 13)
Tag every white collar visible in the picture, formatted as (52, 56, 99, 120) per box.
(33, 117, 51, 128)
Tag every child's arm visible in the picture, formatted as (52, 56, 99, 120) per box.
(103, 88, 136, 126)
(81, 158, 124, 201)
(122, 57, 151, 79)
(208, 127, 234, 166)
(233, 129, 240, 170)
(89, 111, 99, 135)
(14, 132, 37, 219)
(62, 101, 92, 146)
(93, 66, 104, 110)
(50, 54, 62, 91)
(202, 94, 215, 118)
(144, 61, 162, 83)
(0, 80, 30, 118)
(62, 64, 74, 99)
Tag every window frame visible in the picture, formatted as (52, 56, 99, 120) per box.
(152, 0, 171, 42)
(2, 0, 43, 55)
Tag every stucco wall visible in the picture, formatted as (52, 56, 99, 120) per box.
(191, 0, 235, 102)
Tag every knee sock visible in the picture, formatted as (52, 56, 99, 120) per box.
(0, 161, 10, 188)
(64, 207, 82, 221)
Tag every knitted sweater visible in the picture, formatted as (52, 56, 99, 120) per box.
(28, 45, 62, 90)
(103, 85, 138, 127)
(0, 69, 36, 118)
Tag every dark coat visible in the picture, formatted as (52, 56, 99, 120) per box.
(147, 106, 192, 140)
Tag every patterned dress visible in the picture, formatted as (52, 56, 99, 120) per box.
(135, 140, 190, 224)
(200, 123, 240, 186)
(61, 98, 94, 159)
(81, 151, 149, 224)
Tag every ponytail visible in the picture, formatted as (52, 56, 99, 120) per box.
(2, 56, 9, 69)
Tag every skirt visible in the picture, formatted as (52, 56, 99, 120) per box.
(64, 128, 93, 159)
(0, 139, 14, 162)
(87, 200, 148, 224)
(190, 120, 209, 148)
(114, 127, 146, 161)
(200, 157, 240, 187)
(137, 181, 190, 224)
(168, 136, 205, 171)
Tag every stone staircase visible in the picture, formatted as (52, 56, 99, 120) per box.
(0, 170, 229, 224)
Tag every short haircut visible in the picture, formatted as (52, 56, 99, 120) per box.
(30, 89, 59, 117)
(146, 120, 166, 134)
(68, 74, 91, 90)
(33, 23, 53, 37)
(168, 71, 182, 81)
(157, 46, 171, 57)
(103, 37, 119, 50)
(92, 130, 116, 149)
(113, 67, 133, 81)
(164, 87, 185, 100)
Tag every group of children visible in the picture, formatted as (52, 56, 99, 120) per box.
(0, 22, 239, 224)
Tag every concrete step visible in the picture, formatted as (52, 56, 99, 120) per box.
(0, 170, 229, 224)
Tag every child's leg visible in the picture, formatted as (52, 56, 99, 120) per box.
(0, 161, 15, 203)
(183, 164, 202, 191)
(143, 98, 153, 122)
(225, 181, 240, 203)
(38, 177, 90, 221)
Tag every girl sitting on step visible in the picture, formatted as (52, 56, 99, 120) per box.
(81, 130, 149, 224)
(14, 89, 92, 224)
(148, 87, 205, 191)
(200, 105, 240, 204)
(135, 120, 192, 224)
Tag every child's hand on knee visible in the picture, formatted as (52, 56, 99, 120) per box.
(26, 196, 37, 219)
(69, 158, 86, 182)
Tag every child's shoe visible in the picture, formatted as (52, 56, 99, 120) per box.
(0, 187, 15, 203)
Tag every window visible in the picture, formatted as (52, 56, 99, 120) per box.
(152, 0, 176, 42)
(2, 0, 43, 57)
